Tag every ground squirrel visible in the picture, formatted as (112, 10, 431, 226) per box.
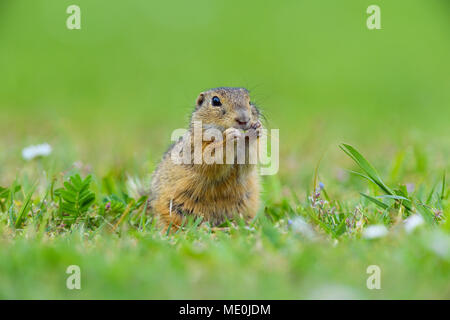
(150, 87, 262, 229)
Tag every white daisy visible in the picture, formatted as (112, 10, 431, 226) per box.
(363, 225, 388, 239)
(404, 214, 424, 233)
(22, 143, 52, 160)
(289, 216, 316, 240)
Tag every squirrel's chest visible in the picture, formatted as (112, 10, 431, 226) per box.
(171, 166, 257, 221)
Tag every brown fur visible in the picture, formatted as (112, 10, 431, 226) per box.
(150, 87, 261, 229)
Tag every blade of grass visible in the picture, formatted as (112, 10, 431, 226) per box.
(360, 193, 389, 210)
(15, 186, 36, 229)
(346, 170, 378, 186)
(416, 202, 436, 225)
(340, 144, 393, 195)
(425, 183, 436, 205)
(376, 195, 410, 202)
(139, 199, 149, 231)
(112, 199, 134, 232)
(441, 171, 446, 200)
(312, 153, 325, 193)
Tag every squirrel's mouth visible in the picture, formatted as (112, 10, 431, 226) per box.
(234, 121, 251, 130)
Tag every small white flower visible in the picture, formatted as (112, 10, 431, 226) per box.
(404, 214, 424, 233)
(22, 143, 52, 160)
(363, 225, 388, 239)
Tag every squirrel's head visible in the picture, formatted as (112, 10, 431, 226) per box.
(191, 87, 259, 131)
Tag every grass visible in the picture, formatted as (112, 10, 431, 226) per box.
(0, 0, 449, 299)
(0, 144, 448, 299)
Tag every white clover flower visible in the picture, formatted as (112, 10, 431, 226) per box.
(22, 143, 52, 160)
(288, 216, 316, 240)
(362, 225, 388, 239)
(404, 214, 424, 233)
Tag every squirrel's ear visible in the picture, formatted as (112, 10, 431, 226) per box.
(196, 93, 205, 108)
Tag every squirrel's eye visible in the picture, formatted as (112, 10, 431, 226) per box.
(211, 96, 222, 107)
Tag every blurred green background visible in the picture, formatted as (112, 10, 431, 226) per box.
(1, 0, 449, 183)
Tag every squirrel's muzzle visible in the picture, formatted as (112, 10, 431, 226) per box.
(235, 109, 250, 128)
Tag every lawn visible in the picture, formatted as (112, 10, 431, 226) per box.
(0, 0, 449, 299)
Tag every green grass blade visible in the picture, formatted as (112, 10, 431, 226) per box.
(340, 144, 393, 195)
(441, 171, 446, 200)
(425, 183, 436, 205)
(360, 193, 389, 210)
(347, 170, 378, 185)
(376, 195, 410, 202)
(15, 186, 36, 229)
(416, 203, 436, 225)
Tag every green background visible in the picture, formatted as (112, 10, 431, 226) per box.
(1, 0, 449, 176)
(0, 0, 448, 299)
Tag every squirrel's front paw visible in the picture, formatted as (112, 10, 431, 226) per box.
(224, 127, 243, 142)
